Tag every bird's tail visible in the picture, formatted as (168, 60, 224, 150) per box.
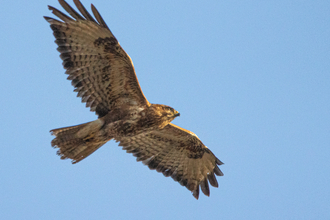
(50, 119, 109, 164)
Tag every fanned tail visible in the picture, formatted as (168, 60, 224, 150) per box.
(50, 119, 110, 164)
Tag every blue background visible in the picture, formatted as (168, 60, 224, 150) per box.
(1, 0, 329, 219)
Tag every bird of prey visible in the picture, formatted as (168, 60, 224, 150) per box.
(45, 0, 223, 199)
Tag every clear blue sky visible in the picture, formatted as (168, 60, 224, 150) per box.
(1, 0, 329, 219)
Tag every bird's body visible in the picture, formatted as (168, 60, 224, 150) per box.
(45, 0, 223, 199)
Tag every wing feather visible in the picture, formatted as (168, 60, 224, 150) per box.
(207, 172, 219, 188)
(48, 6, 73, 22)
(45, 0, 150, 117)
(58, 0, 84, 20)
(73, 0, 97, 22)
(200, 178, 210, 197)
(116, 123, 223, 199)
(91, 4, 109, 29)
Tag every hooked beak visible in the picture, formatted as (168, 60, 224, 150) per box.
(174, 112, 180, 117)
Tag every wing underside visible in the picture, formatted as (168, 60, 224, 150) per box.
(117, 123, 224, 199)
(45, 0, 149, 117)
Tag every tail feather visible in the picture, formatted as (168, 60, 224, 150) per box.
(50, 119, 110, 163)
(50, 121, 90, 136)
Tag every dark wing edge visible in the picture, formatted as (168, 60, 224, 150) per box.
(117, 123, 224, 199)
(44, 0, 150, 117)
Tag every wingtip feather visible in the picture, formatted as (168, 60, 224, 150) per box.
(200, 178, 210, 197)
(216, 157, 224, 165)
(214, 164, 224, 176)
(192, 187, 200, 200)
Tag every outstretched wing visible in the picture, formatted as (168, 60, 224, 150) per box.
(117, 123, 224, 199)
(45, 0, 150, 117)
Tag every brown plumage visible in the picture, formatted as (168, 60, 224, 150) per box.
(45, 0, 224, 199)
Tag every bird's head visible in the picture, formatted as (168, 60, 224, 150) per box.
(161, 105, 180, 119)
(150, 104, 180, 128)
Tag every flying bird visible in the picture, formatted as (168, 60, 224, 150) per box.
(45, 0, 223, 199)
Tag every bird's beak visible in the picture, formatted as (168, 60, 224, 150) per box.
(174, 112, 180, 117)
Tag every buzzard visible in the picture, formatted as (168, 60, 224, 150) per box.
(45, 0, 223, 199)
